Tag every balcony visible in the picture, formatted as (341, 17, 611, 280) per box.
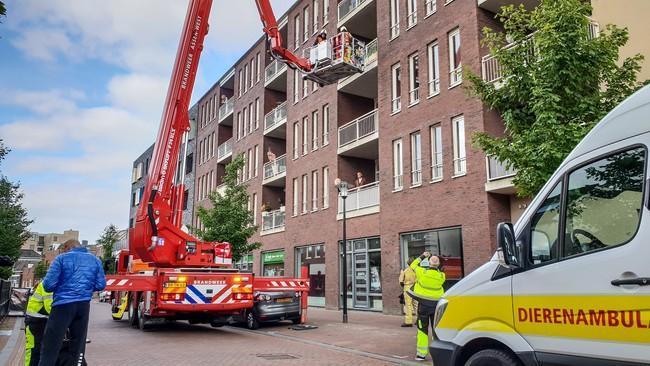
(261, 207, 286, 235)
(264, 60, 287, 92)
(338, 38, 378, 98)
(218, 98, 234, 125)
(217, 138, 233, 163)
(337, 109, 378, 158)
(216, 183, 227, 197)
(485, 156, 517, 194)
(478, 0, 539, 14)
(337, 181, 380, 219)
(263, 102, 287, 138)
(337, 0, 377, 40)
(262, 154, 287, 187)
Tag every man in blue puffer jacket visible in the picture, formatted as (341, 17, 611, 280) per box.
(38, 240, 106, 366)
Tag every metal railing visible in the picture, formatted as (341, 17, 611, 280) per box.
(265, 60, 287, 84)
(338, 0, 369, 22)
(365, 38, 378, 64)
(264, 102, 287, 131)
(407, 10, 417, 28)
(425, 0, 436, 15)
(450, 65, 463, 86)
(391, 96, 401, 113)
(428, 78, 440, 96)
(393, 174, 403, 190)
(218, 98, 234, 121)
(262, 207, 286, 232)
(431, 152, 443, 180)
(390, 23, 400, 40)
(409, 87, 420, 104)
(338, 181, 380, 214)
(338, 109, 378, 148)
(453, 157, 467, 175)
(486, 155, 516, 181)
(217, 138, 233, 160)
(263, 154, 287, 180)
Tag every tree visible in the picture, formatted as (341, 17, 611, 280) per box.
(0, 1, 5, 20)
(97, 224, 120, 274)
(196, 155, 261, 262)
(468, 0, 647, 197)
(34, 261, 49, 281)
(0, 139, 32, 279)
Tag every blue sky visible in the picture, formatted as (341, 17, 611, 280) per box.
(0, 0, 293, 243)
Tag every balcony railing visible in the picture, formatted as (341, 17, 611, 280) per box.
(428, 78, 440, 96)
(264, 102, 287, 131)
(263, 154, 287, 180)
(218, 98, 234, 121)
(391, 96, 401, 113)
(409, 87, 420, 104)
(390, 23, 400, 40)
(365, 38, 378, 65)
(338, 181, 380, 214)
(486, 155, 516, 181)
(265, 60, 287, 84)
(262, 207, 286, 232)
(338, 109, 378, 148)
(431, 152, 443, 181)
(338, 0, 369, 22)
(217, 138, 233, 160)
(216, 183, 227, 196)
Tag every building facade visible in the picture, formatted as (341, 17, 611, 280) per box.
(22, 229, 80, 254)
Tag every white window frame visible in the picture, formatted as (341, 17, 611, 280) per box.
(293, 69, 300, 104)
(322, 104, 330, 145)
(390, 0, 400, 40)
(410, 131, 422, 186)
(249, 103, 254, 134)
(322, 166, 329, 208)
(303, 6, 310, 43)
(312, 110, 319, 151)
(393, 139, 404, 191)
(243, 107, 248, 137)
(256, 53, 261, 82)
(452, 115, 466, 176)
(293, 178, 299, 216)
(294, 14, 301, 50)
(254, 145, 259, 177)
(323, 0, 329, 25)
(253, 193, 258, 225)
(302, 174, 308, 214)
(303, 78, 309, 98)
(255, 98, 260, 129)
(408, 53, 420, 105)
(250, 59, 255, 88)
(430, 124, 443, 181)
(293, 122, 300, 159)
(427, 41, 440, 97)
(244, 64, 249, 93)
(302, 116, 309, 156)
(391, 63, 401, 113)
(238, 69, 243, 96)
(425, 0, 436, 17)
(237, 112, 242, 140)
(312, 170, 318, 211)
(407, 0, 417, 29)
(312, 0, 319, 34)
(448, 28, 462, 87)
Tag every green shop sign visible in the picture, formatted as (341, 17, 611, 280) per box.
(262, 250, 284, 264)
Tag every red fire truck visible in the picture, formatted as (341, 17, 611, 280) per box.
(105, 0, 365, 330)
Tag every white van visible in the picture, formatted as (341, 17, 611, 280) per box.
(430, 85, 650, 366)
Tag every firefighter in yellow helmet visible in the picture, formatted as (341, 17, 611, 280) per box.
(407, 252, 445, 362)
(399, 257, 417, 327)
(25, 281, 53, 366)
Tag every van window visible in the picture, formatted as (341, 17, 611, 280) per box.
(563, 147, 645, 257)
(530, 182, 561, 264)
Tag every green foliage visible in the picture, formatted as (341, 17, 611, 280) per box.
(34, 261, 49, 280)
(97, 224, 120, 274)
(0, 139, 33, 279)
(0, 1, 5, 19)
(196, 155, 260, 262)
(468, 0, 646, 197)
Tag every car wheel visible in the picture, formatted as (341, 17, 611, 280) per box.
(465, 349, 521, 366)
(128, 294, 138, 328)
(291, 317, 301, 325)
(137, 300, 150, 331)
(246, 311, 260, 330)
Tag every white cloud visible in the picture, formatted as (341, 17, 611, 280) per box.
(107, 74, 168, 121)
(0, 89, 84, 115)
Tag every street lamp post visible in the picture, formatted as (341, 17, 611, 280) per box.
(335, 178, 349, 324)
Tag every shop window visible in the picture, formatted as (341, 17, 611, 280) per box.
(296, 244, 326, 307)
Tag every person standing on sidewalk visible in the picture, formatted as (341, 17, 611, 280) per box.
(24, 281, 52, 366)
(38, 240, 106, 366)
(407, 252, 445, 362)
(399, 257, 416, 327)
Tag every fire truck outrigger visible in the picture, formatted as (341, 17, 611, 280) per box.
(105, 0, 366, 330)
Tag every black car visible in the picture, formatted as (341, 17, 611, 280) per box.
(245, 291, 301, 330)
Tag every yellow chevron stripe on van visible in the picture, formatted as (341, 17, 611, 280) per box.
(438, 295, 650, 344)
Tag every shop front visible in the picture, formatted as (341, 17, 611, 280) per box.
(339, 237, 382, 311)
(400, 227, 463, 288)
(261, 250, 285, 276)
(295, 243, 326, 307)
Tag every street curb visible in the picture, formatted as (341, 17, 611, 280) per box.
(0, 317, 24, 366)
(225, 326, 425, 366)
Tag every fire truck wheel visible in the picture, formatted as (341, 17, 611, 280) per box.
(128, 294, 139, 328)
(291, 317, 301, 325)
(246, 311, 260, 330)
(137, 300, 151, 331)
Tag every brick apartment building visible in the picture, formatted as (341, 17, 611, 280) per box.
(183, 0, 648, 315)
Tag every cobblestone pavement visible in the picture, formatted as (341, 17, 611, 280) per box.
(85, 302, 417, 366)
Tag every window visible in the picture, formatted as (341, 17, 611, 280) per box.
(393, 139, 403, 190)
(408, 53, 420, 105)
(250, 59, 255, 88)
(312, 0, 319, 34)
(303, 6, 310, 42)
(430, 124, 442, 181)
(255, 98, 260, 129)
(302, 117, 309, 155)
(256, 53, 261, 82)
(530, 182, 561, 265)
(323, 166, 329, 208)
(253, 193, 258, 226)
(302, 174, 308, 213)
(401, 227, 463, 281)
(247, 149, 252, 180)
(410, 131, 422, 186)
(312, 170, 318, 211)
(303, 78, 309, 98)
(448, 28, 462, 86)
(407, 0, 417, 28)
(427, 41, 440, 96)
(452, 115, 466, 175)
(243, 107, 248, 137)
(323, 0, 329, 25)
(262, 250, 285, 276)
(248, 102, 254, 134)
(295, 244, 325, 305)
(563, 147, 645, 257)
(234, 254, 254, 272)
(293, 122, 300, 159)
(293, 178, 299, 216)
(312, 111, 319, 150)
(322, 104, 330, 145)
(237, 112, 242, 140)
(390, 0, 400, 39)
(294, 14, 301, 50)
(254, 145, 259, 177)
(293, 69, 300, 103)
(391, 63, 401, 112)
(185, 153, 194, 174)
(238, 69, 243, 96)
(244, 64, 249, 93)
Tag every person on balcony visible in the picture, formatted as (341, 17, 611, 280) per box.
(267, 147, 277, 175)
(220, 94, 227, 105)
(353, 171, 366, 187)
